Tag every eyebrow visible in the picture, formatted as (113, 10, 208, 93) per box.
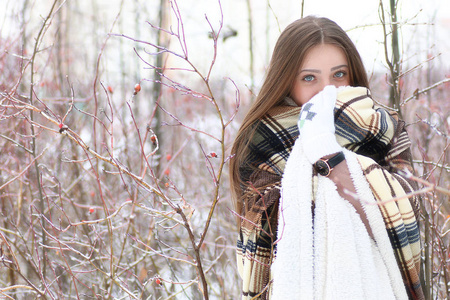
(331, 64, 348, 71)
(299, 64, 349, 74)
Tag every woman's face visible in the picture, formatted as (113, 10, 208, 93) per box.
(290, 43, 350, 106)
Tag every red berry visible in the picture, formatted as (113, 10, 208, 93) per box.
(150, 135, 157, 144)
(58, 124, 68, 133)
(134, 83, 141, 95)
(210, 152, 217, 158)
(164, 169, 170, 176)
(166, 154, 172, 161)
(107, 86, 114, 94)
(155, 278, 161, 285)
(89, 207, 95, 214)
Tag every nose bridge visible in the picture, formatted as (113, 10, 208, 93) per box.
(321, 77, 331, 90)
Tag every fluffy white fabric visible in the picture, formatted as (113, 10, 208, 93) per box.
(271, 140, 408, 299)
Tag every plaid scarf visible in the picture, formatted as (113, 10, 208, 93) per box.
(237, 87, 424, 299)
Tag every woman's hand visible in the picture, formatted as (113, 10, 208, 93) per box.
(298, 86, 374, 239)
(324, 154, 374, 239)
(297, 85, 342, 163)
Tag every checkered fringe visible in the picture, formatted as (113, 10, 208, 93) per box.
(236, 87, 424, 299)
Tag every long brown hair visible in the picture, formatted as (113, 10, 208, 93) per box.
(230, 16, 369, 216)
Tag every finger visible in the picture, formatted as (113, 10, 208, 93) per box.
(321, 85, 337, 107)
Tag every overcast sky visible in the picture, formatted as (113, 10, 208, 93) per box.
(1, 0, 448, 91)
(208, 0, 450, 82)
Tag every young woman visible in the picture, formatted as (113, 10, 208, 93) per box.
(230, 16, 424, 299)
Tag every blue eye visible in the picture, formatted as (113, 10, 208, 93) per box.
(303, 75, 315, 82)
(334, 71, 346, 78)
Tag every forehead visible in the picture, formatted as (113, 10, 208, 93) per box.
(300, 44, 348, 69)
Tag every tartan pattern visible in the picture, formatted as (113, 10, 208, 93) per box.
(237, 170, 281, 300)
(358, 155, 423, 299)
(246, 106, 301, 177)
(334, 87, 397, 160)
(236, 87, 423, 299)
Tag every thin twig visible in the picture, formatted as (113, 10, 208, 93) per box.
(401, 77, 450, 105)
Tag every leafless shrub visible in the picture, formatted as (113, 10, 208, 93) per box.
(1, 0, 240, 299)
(378, 1, 449, 298)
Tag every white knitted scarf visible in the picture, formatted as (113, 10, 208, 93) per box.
(271, 140, 408, 300)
